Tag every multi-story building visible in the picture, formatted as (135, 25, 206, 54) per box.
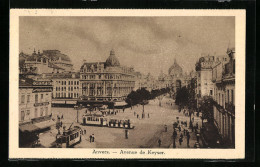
(37, 72, 81, 106)
(195, 55, 229, 98)
(79, 50, 136, 102)
(212, 48, 235, 147)
(19, 49, 74, 74)
(19, 77, 54, 146)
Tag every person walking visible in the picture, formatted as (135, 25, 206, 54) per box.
(92, 134, 95, 142)
(89, 135, 92, 143)
(134, 111, 136, 116)
(178, 125, 181, 132)
(187, 132, 190, 147)
(196, 133, 200, 143)
(148, 113, 150, 118)
(125, 129, 129, 139)
(179, 136, 183, 145)
(158, 139, 162, 148)
(164, 125, 167, 132)
(180, 133, 183, 139)
(137, 114, 139, 119)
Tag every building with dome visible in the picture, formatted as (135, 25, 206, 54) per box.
(79, 50, 136, 103)
(158, 58, 192, 95)
(20, 49, 74, 74)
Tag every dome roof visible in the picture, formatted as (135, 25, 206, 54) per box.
(168, 58, 183, 75)
(105, 49, 120, 67)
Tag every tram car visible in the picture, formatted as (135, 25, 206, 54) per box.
(82, 114, 134, 129)
(108, 119, 133, 129)
(82, 113, 108, 126)
(54, 125, 82, 148)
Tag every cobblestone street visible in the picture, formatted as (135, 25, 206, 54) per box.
(38, 96, 202, 148)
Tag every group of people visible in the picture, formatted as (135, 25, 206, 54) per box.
(134, 111, 150, 119)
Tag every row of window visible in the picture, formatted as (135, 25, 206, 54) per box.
(81, 74, 134, 80)
(20, 107, 49, 121)
(214, 89, 234, 106)
(55, 87, 79, 91)
(56, 80, 79, 85)
(20, 93, 50, 104)
(55, 93, 79, 98)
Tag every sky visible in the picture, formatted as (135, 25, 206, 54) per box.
(19, 16, 235, 77)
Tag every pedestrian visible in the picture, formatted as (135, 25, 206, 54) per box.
(158, 139, 162, 147)
(84, 129, 86, 135)
(196, 133, 200, 142)
(61, 114, 63, 119)
(60, 121, 63, 127)
(137, 114, 139, 119)
(125, 129, 128, 139)
(148, 113, 150, 118)
(134, 111, 136, 116)
(164, 125, 167, 132)
(183, 129, 186, 136)
(179, 137, 183, 145)
(173, 130, 177, 139)
(89, 135, 92, 143)
(178, 125, 181, 132)
(180, 133, 183, 139)
(187, 133, 190, 147)
(92, 134, 95, 142)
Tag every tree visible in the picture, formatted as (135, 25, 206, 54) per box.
(199, 96, 214, 126)
(175, 87, 189, 108)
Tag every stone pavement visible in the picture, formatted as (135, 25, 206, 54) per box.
(37, 96, 203, 148)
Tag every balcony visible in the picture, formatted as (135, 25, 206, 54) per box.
(225, 102, 235, 115)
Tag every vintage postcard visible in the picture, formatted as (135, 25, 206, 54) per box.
(9, 9, 245, 159)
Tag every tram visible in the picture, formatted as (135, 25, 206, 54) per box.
(55, 125, 82, 148)
(82, 113, 108, 126)
(82, 114, 134, 129)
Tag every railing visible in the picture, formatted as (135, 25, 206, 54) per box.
(225, 102, 235, 114)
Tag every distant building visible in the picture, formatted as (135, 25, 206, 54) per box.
(19, 49, 74, 74)
(19, 77, 54, 147)
(79, 50, 135, 102)
(158, 59, 192, 96)
(195, 54, 228, 98)
(37, 72, 81, 106)
(212, 48, 235, 147)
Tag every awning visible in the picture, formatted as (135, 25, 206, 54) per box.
(19, 123, 40, 133)
(114, 101, 127, 106)
(34, 120, 55, 129)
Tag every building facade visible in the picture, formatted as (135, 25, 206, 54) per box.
(36, 73, 81, 106)
(79, 50, 136, 102)
(157, 59, 193, 95)
(212, 48, 235, 147)
(19, 78, 53, 124)
(19, 49, 74, 74)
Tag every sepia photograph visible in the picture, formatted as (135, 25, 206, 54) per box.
(9, 9, 245, 159)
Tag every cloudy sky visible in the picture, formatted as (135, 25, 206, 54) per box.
(20, 16, 235, 77)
